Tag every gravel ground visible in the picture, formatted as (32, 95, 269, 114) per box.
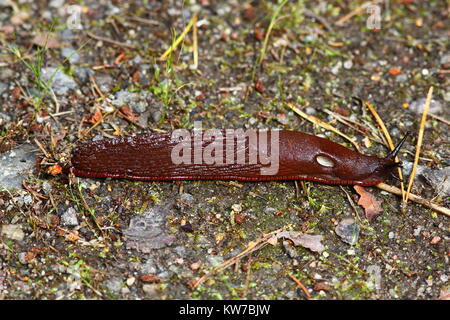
(0, 0, 448, 300)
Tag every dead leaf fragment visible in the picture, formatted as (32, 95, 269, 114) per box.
(66, 231, 80, 242)
(11, 11, 29, 25)
(32, 33, 61, 48)
(430, 236, 441, 244)
(47, 164, 63, 176)
(85, 110, 103, 124)
(439, 287, 450, 300)
(255, 79, 265, 93)
(190, 261, 202, 271)
(266, 236, 278, 246)
(254, 28, 264, 41)
(139, 274, 163, 283)
(388, 67, 402, 76)
(276, 231, 325, 253)
(354, 185, 383, 221)
(313, 282, 331, 292)
(118, 105, 140, 124)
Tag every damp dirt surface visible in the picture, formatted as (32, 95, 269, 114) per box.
(0, 1, 448, 300)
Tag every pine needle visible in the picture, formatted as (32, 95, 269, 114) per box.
(364, 101, 406, 201)
(192, 14, 198, 69)
(404, 86, 433, 205)
(286, 103, 361, 152)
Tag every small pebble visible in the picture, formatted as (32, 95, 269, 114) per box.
(126, 277, 136, 286)
(335, 218, 360, 245)
(1, 224, 25, 241)
(409, 98, 443, 114)
(61, 207, 79, 226)
(343, 60, 353, 69)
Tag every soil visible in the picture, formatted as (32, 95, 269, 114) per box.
(0, 0, 448, 300)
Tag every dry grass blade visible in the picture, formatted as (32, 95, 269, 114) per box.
(364, 101, 406, 201)
(405, 87, 433, 204)
(159, 14, 197, 61)
(286, 103, 361, 152)
(377, 182, 449, 217)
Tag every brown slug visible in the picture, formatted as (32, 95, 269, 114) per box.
(68, 129, 407, 186)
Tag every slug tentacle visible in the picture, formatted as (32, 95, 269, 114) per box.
(386, 132, 409, 160)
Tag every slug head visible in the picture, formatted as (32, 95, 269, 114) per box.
(299, 133, 408, 186)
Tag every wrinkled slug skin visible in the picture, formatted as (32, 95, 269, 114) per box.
(70, 130, 398, 186)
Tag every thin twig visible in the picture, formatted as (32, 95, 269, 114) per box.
(33, 138, 51, 158)
(377, 182, 449, 217)
(302, 8, 334, 32)
(288, 273, 311, 299)
(86, 31, 135, 49)
(339, 186, 361, 221)
(125, 15, 159, 26)
(192, 226, 290, 290)
(428, 113, 450, 126)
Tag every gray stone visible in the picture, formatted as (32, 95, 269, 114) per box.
(142, 284, 159, 298)
(180, 193, 194, 204)
(41, 67, 77, 95)
(395, 74, 408, 82)
(0, 68, 14, 80)
(264, 207, 277, 215)
(0, 82, 7, 95)
(74, 67, 94, 82)
(49, 0, 65, 8)
(18, 252, 28, 264)
(132, 55, 143, 64)
(61, 47, 80, 64)
(95, 75, 113, 93)
(409, 98, 443, 114)
(367, 265, 382, 291)
(343, 59, 353, 69)
(440, 53, 450, 65)
(335, 218, 360, 245)
(444, 91, 450, 102)
(206, 255, 224, 267)
(111, 89, 152, 113)
(42, 181, 53, 193)
(61, 207, 79, 226)
(142, 260, 157, 274)
(0, 112, 12, 125)
(402, 161, 427, 177)
(422, 167, 450, 198)
(0, 144, 37, 191)
(305, 107, 317, 115)
(23, 195, 33, 205)
(1, 224, 25, 241)
(124, 206, 176, 253)
(105, 278, 123, 293)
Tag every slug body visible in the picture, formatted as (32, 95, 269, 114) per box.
(70, 130, 404, 186)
